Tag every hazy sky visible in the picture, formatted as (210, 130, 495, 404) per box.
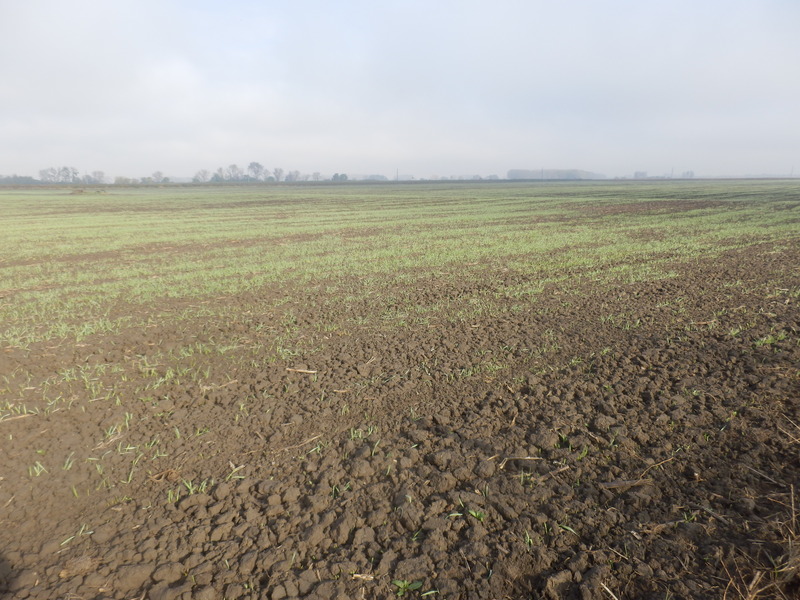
(2, 0, 798, 180)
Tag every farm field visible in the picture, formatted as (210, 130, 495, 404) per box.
(1, 180, 799, 599)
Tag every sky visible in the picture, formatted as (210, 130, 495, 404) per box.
(1, 0, 798, 180)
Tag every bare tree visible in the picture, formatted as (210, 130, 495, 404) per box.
(193, 169, 211, 183)
(57, 166, 79, 183)
(227, 164, 243, 181)
(248, 162, 265, 181)
(39, 168, 58, 182)
(81, 171, 105, 184)
(272, 167, 284, 182)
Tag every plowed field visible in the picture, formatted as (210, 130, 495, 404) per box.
(1, 181, 798, 599)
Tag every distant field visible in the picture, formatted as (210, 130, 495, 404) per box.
(1, 180, 798, 599)
(2, 180, 797, 348)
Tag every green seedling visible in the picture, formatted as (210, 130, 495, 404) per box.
(60, 523, 93, 547)
(468, 509, 486, 522)
(182, 478, 209, 495)
(558, 523, 577, 535)
(29, 461, 48, 476)
(117, 442, 138, 454)
(392, 580, 423, 597)
(225, 463, 246, 481)
(524, 530, 534, 547)
(63, 452, 75, 470)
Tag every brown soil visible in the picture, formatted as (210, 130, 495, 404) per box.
(1, 239, 799, 600)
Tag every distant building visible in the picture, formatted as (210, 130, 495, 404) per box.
(507, 169, 605, 180)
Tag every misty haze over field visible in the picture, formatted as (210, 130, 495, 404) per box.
(1, 1, 798, 181)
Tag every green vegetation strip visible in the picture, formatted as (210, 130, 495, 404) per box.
(1, 180, 798, 347)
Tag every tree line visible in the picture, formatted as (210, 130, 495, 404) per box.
(0, 168, 105, 185)
(192, 163, 347, 183)
(0, 164, 348, 185)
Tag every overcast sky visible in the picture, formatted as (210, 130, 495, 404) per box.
(1, 0, 798, 180)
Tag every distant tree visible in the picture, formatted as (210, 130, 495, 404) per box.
(0, 174, 38, 185)
(285, 170, 301, 182)
(114, 176, 133, 185)
(42, 166, 80, 183)
(151, 171, 165, 184)
(39, 167, 58, 182)
(91, 171, 106, 184)
(211, 168, 225, 183)
(58, 166, 79, 183)
(248, 162, 265, 181)
(272, 167, 284, 182)
(193, 169, 210, 183)
(312, 172, 321, 182)
(682, 170, 695, 179)
(331, 173, 348, 182)
(226, 164, 243, 181)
